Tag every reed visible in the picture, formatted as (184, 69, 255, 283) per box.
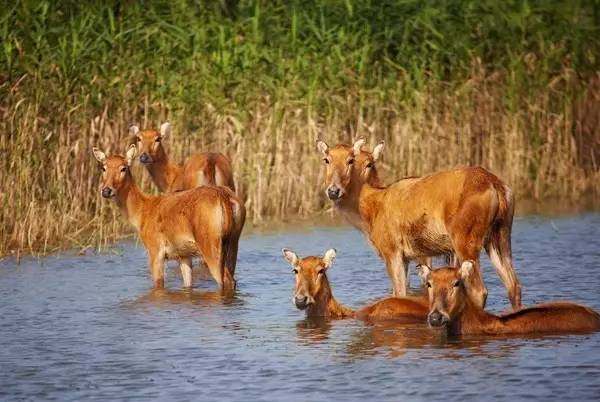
(1, 0, 599, 256)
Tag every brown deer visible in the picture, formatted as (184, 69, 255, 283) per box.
(316, 138, 521, 309)
(92, 145, 245, 291)
(131, 122, 236, 193)
(281, 248, 429, 322)
(418, 261, 600, 336)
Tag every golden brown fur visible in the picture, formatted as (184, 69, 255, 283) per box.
(132, 122, 236, 193)
(281, 248, 429, 322)
(419, 262, 600, 336)
(316, 138, 521, 309)
(92, 145, 245, 291)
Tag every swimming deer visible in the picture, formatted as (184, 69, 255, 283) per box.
(92, 145, 245, 291)
(418, 261, 600, 336)
(316, 138, 521, 309)
(131, 122, 236, 193)
(281, 248, 429, 322)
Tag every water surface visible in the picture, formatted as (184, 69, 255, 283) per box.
(1, 214, 600, 401)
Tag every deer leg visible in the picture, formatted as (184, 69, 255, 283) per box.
(449, 196, 492, 308)
(198, 238, 234, 293)
(486, 242, 522, 309)
(386, 253, 408, 297)
(148, 251, 165, 289)
(179, 257, 193, 289)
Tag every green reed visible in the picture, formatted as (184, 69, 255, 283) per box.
(1, 0, 599, 256)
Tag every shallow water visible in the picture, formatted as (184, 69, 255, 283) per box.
(1, 214, 600, 401)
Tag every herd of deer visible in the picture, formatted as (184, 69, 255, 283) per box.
(93, 122, 600, 339)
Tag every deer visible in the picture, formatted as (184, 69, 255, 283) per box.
(418, 261, 600, 336)
(92, 144, 245, 292)
(131, 122, 236, 193)
(316, 138, 521, 310)
(281, 248, 429, 322)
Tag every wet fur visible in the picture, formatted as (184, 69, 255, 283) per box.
(95, 152, 244, 291)
(287, 254, 428, 322)
(320, 142, 521, 309)
(427, 266, 600, 336)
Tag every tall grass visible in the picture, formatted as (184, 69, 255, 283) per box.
(1, 0, 599, 256)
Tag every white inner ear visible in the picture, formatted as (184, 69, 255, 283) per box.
(416, 264, 432, 282)
(322, 249, 336, 267)
(126, 144, 137, 165)
(282, 248, 299, 267)
(129, 125, 140, 136)
(352, 138, 366, 156)
(460, 261, 474, 279)
(372, 141, 385, 161)
(160, 122, 171, 138)
(316, 140, 329, 156)
(92, 147, 106, 163)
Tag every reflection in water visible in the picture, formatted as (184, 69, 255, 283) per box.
(346, 322, 445, 358)
(123, 288, 240, 309)
(1, 215, 600, 401)
(295, 317, 333, 344)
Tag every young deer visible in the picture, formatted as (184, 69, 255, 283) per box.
(281, 248, 429, 322)
(418, 262, 600, 336)
(131, 122, 236, 193)
(316, 138, 521, 309)
(92, 145, 245, 291)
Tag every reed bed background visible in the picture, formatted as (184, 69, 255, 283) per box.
(1, 0, 599, 256)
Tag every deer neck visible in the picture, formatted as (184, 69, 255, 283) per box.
(448, 295, 499, 336)
(356, 183, 386, 233)
(114, 179, 152, 231)
(306, 277, 354, 319)
(145, 150, 182, 192)
(334, 177, 379, 232)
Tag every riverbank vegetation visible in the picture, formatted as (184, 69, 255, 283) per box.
(1, 0, 599, 256)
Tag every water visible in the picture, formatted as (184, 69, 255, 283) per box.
(1, 214, 600, 401)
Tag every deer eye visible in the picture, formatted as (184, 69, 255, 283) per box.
(347, 159, 355, 165)
(323, 158, 329, 164)
(100, 166, 106, 172)
(120, 167, 127, 173)
(317, 269, 325, 275)
(292, 268, 298, 274)
(155, 137, 161, 143)
(365, 162, 373, 168)
(426, 282, 432, 288)
(453, 280, 461, 288)
(135, 137, 141, 142)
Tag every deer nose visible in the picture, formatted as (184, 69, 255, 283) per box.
(294, 296, 308, 309)
(139, 153, 151, 163)
(327, 186, 341, 200)
(101, 187, 114, 198)
(428, 311, 448, 327)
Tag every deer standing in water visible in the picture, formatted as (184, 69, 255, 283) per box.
(281, 248, 429, 322)
(418, 261, 600, 336)
(92, 145, 245, 291)
(131, 122, 236, 193)
(316, 138, 521, 309)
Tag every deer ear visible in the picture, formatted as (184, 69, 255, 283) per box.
(322, 248, 337, 268)
(416, 264, 432, 282)
(129, 125, 140, 137)
(459, 261, 474, 280)
(352, 137, 366, 156)
(160, 121, 171, 139)
(92, 147, 106, 163)
(316, 140, 329, 156)
(282, 248, 299, 267)
(372, 141, 385, 162)
(125, 144, 137, 165)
